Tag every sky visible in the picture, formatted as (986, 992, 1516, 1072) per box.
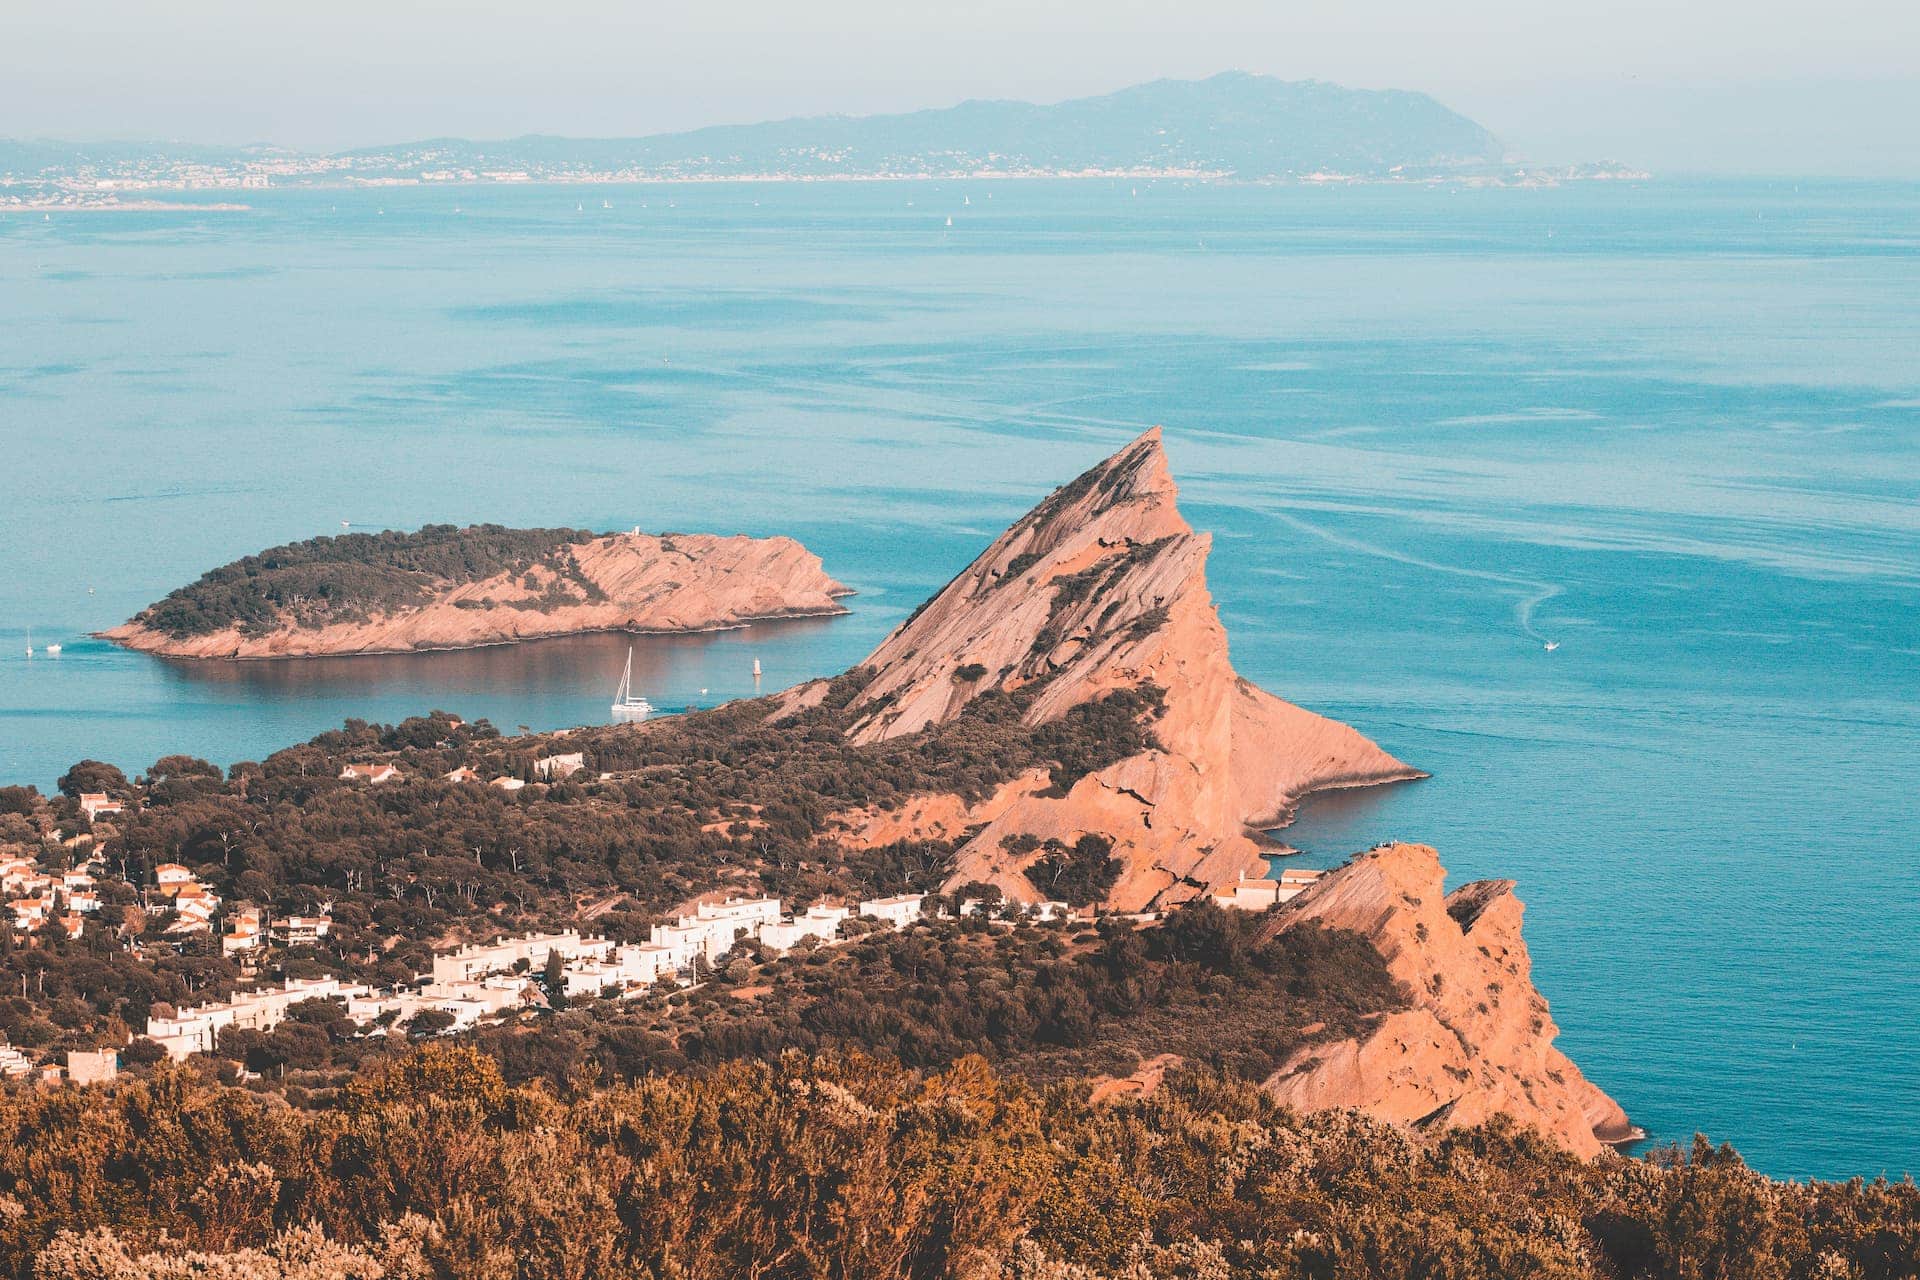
(6, 0, 1920, 176)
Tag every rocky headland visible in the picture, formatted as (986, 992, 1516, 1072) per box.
(811, 426, 1423, 910)
(789, 427, 1626, 1154)
(1258, 842, 1635, 1157)
(103, 524, 851, 659)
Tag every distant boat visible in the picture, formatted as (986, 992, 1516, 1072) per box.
(945, 216, 952, 227)
(963, 195, 971, 206)
(752, 658, 762, 678)
(1543, 641, 1560, 652)
(610, 646, 654, 722)
(576, 202, 584, 212)
(23, 628, 31, 658)
(44, 643, 61, 656)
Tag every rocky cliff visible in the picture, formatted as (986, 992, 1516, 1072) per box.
(816, 427, 1421, 910)
(1257, 842, 1635, 1157)
(105, 531, 851, 659)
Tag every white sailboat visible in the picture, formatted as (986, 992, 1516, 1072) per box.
(752, 658, 762, 679)
(44, 643, 61, 656)
(23, 628, 31, 658)
(610, 646, 654, 722)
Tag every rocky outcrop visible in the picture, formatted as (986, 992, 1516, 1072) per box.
(105, 532, 851, 659)
(1258, 842, 1634, 1157)
(817, 427, 1420, 910)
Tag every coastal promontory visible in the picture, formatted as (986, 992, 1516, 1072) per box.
(102, 523, 851, 659)
(811, 426, 1425, 911)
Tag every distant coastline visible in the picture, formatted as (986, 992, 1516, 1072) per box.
(2, 72, 1648, 203)
(2, 163, 1649, 213)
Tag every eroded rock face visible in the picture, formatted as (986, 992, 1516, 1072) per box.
(104, 532, 851, 659)
(830, 427, 1421, 910)
(1258, 842, 1633, 1157)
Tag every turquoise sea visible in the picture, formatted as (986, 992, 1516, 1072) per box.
(1, 179, 1915, 1180)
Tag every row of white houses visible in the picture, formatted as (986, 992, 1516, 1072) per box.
(144, 891, 933, 1060)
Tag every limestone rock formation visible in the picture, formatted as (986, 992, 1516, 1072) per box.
(105, 531, 851, 659)
(824, 427, 1422, 910)
(1258, 842, 1635, 1157)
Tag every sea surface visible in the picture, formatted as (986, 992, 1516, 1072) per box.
(1, 178, 1915, 1180)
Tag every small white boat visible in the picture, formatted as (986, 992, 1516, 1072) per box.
(752, 658, 762, 678)
(602, 199, 612, 210)
(945, 216, 952, 227)
(1543, 641, 1560, 652)
(44, 643, 61, 656)
(610, 646, 653, 722)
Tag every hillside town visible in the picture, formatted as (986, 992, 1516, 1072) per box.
(0, 773, 1325, 1087)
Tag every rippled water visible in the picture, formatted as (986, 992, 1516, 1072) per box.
(1, 178, 1915, 1178)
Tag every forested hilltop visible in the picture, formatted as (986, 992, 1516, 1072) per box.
(1, 1047, 1914, 1280)
(102, 523, 851, 658)
(126, 525, 604, 638)
(0, 673, 1167, 1059)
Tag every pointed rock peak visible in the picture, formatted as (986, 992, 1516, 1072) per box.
(829, 427, 1414, 916)
(1011, 426, 1183, 542)
(843, 429, 1205, 744)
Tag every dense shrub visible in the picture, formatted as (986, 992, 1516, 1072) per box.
(135, 524, 607, 636)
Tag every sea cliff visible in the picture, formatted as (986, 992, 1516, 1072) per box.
(1258, 842, 1635, 1157)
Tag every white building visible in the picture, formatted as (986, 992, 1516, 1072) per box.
(67, 1049, 118, 1085)
(78, 793, 124, 821)
(533, 752, 586, 780)
(757, 904, 849, 952)
(859, 893, 926, 929)
(1213, 867, 1324, 912)
(146, 976, 374, 1060)
(223, 909, 264, 955)
(272, 915, 333, 946)
(428, 930, 610, 992)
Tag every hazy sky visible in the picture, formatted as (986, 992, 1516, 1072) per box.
(7, 0, 1919, 175)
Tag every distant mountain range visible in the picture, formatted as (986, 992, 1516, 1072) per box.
(2, 74, 1643, 199)
(346, 73, 1510, 180)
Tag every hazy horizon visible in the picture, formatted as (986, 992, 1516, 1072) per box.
(5, 0, 1919, 178)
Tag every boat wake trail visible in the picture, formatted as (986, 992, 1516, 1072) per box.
(1270, 511, 1564, 645)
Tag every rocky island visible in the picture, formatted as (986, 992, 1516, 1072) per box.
(101, 523, 851, 659)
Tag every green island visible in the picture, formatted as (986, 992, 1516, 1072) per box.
(128, 525, 609, 638)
